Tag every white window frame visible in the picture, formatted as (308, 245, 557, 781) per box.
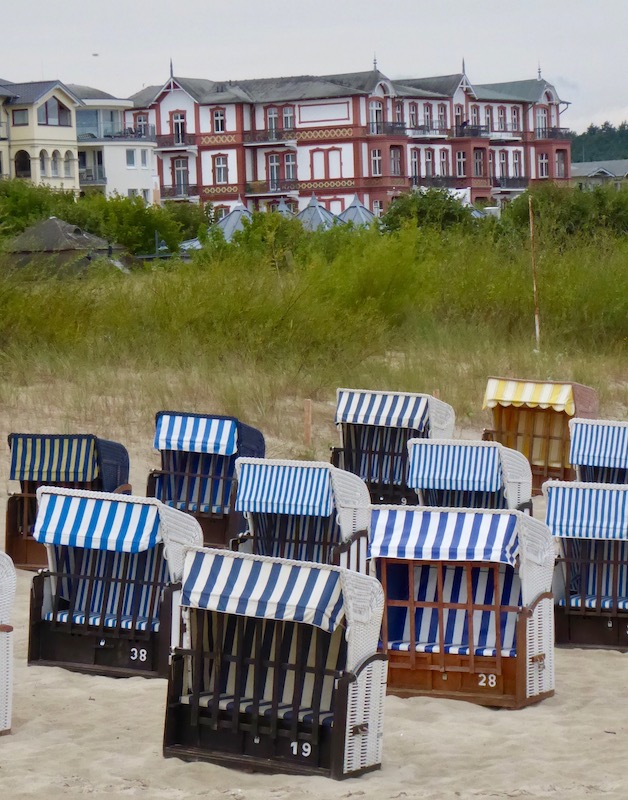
(126, 149, 136, 168)
(371, 148, 382, 176)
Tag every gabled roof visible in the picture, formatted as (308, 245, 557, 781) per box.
(570, 160, 628, 179)
(321, 69, 393, 95)
(473, 78, 564, 104)
(128, 85, 161, 108)
(6, 217, 116, 253)
(1, 80, 82, 106)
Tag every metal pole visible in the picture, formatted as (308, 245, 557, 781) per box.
(528, 195, 541, 350)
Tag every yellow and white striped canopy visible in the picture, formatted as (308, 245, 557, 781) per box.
(483, 378, 576, 415)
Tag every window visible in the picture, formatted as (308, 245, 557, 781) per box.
(513, 151, 521, 177)
(214, 206, 229, 220)
(536, 108, 548, 136)
(39, 150, 47, 176)
(174, 158, 189, 193)
(440, 149, 449, 176)
(489, 151, 494, 178)
(484, 107, 492, 131)
(127, 188, 138, 198)
(142, 189, 150, 203)
(424, 149, 433, 177)
(423, 104, 432, 128)
(390, 146, 402, 176)
(455, 105, 463, 129)
(409, 103, 417, 129)
(410, 149, 419, 178)
(213, 109, 225, 133)
(37, 97, 71, 126)
(556, 150, 566, 178)
(473, 149, 484, 177)
(12, 109, 28, 126)
(64, 151, 73, 178)
(51, 151, 59, 177)
(499, 151, 508, 177)
(172, 112, 186, 144)
(369, 101, 383, 134)
(498, 107, 506, 131)
(284, 152, 296, 180)
(268, 154, 280, 189)
(283, 106, 294, 130)
(538, 152, 549, 178)
(141, 149, 148, 168)
(512, 107, 520, 131)
(126, 149, 136, 167)
(267, 107, 279, 134)
(471, 106, 479, 126)
(395, 102, 403, 124)
(456, 151, 466, 177)
(15, 150, 31, 178)
(372, 199, 383, 217)
(438, 104, 447, 130)
(136, 113, 148, 136)
(214, 154, 228, 184)
(371, 148, 382, 176)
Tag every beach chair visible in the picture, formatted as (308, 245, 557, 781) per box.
(233, 458, 371, 573)
(332, 388, 455, 504)
(569, 418, 628, 484)
(407, 439, 533, 513)
(147, 411, 265, 547)
(6, 433, 130, 570)
(371, 505, 555, 708)
(28, 487, 203, 678)
(163, 548, 387, 779)
(544, 480, 628, 649)
(482, 377, 599, 493)
(0, 553, 16, 735)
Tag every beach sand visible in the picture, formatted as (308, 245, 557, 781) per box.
(1, 421, 627, 799)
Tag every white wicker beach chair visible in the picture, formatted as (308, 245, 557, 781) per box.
(0, 552, 16, 734)
(28, 487, 203, 677)
(371, 505, 555, 708)
(332, 388, 456, 504)
(407, 438, 533, 512)
(234, 458, 371, 573)
(164, 547, 387, 779)
(544, 480, 628, 649)
(569, 418, 628, 484)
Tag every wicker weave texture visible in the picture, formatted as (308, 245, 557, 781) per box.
(0, 552, 16, 733)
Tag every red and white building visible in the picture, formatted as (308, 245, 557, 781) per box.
(127, 66, 571, 214)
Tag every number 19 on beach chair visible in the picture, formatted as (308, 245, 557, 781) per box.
(163, 548, 387, 779)
(6, 433, 131, 570)
(233, 458, 371, 573)
(0, 552, 16, 735)
(332, 388, 455, 504)
(569, 418, 628, 485)
(544, 480, 628, 649)
(371, 506, 555, 708)
(28, 487, 203, 678)
(147, 411, 265, 547)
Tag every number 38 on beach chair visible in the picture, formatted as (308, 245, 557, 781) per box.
(28, 487, 203, 678)
(371, 505, 555, 708)
(232, 458, 371, 573)
(163, 547, 387, 779)
(568, 418, 628, 485)
(544, 480, 628, 650)
(406, 438, 533, 513)
(6, 432, 131, 570)
(331, 388, 455, 504)
(147, 411, 265, 548)
(0, 552, 16, 735)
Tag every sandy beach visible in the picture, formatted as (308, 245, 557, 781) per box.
(2, 422, 628, 799)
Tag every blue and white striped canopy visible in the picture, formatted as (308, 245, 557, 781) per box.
(34, 489, 161, 553)
(335, 389, 429, 430)
(370, 506, 520, 566)
(9, 433, 99, 483)
(154, 413, 238, 455)
(407, 441, 503, 492)
(545, 482, 628, 540)
(569, 420, 628, 469)
(181, 549, 345, 633)
(235, 460, 334, 516)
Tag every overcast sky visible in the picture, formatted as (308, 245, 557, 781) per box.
(4, 1, 626, 133)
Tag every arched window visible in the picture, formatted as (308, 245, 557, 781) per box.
(51, 151, 60, 177)
(39, 149, 48, 177)
(64, 151, 73, 178)
(15, 150, 31, 178)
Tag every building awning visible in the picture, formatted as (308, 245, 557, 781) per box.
(9, 433, 99, 483)
(181, 548, 345, 633)
(407, 440, 503, 492)
(336, 388, 429, 430)
(544, 482, 628, 540)
(235, 459, 334, 516)
(34, 488, 161, 552)
(483, 378, 576, 414)
(569, 419, 628, 469)
(154, 412, 238, 455)
(370, 506, 519, 566)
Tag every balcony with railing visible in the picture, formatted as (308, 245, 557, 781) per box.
(78, 123, 156, 142)
(407, 124, 448, 138)
(489, 124, 523, 139)
(161, 183, 200, 199)
(245, 178, 299, 195)
(534, 126, 571, 140)
(79, 167, 107, 185)
(367, 122, 407, 136)
(243, 128, 297, 145)
(491, 176, 529, 190)
(454, 123, 490, 138)
(155, 133, 197, 150)
(411, 175, 462, 188)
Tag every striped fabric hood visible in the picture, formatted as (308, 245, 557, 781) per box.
(9, 433, 99, 482)
(569, 419, 628, 469)
(154, 412, 238, 455)
(235, 459, 334, 516)
(544, 481, 628, 540)
(335, 388, 429, 430)
(407, 440, 503, 492)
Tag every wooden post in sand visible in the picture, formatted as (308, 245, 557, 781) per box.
(528, 195, 541, 351)
(304, 399, 312, 447)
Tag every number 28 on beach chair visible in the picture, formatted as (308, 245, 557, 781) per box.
(569, 418, 628, 485)
(233, 458, 371, 573)
(482, 377, 599, 493)
(371, 505, 555, 708)
(407, 439, 533, 513)
(0, 552, 16, 735)
(6, 432, 130, 570)
(544, 480, 628, 649)
(28, 487, 203, 678)
(331, 388, 455, 504)
(147, 411, 265, 547)
(163, 548, 387, 779)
